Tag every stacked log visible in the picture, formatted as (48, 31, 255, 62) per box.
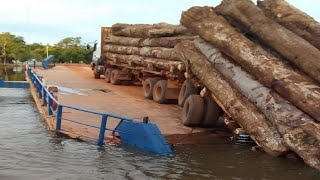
(193, 38, 320, 170)
(105, 52, 185, 72)
(175, 41, 288, 156)
(215, 0, 320, 83)
(257, 0, 320, 50)
(180, 6, 320, 123)
(104, 45, 182, 61)
(179, 4, 320, 170)
(106, 35, 197, 48)
(104, 23, 194, 72)
(111, 23, 191, 38)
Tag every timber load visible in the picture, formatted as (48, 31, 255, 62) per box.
(177, 0, 320, 171)
(257, 0, 320, 50)
(104, 23, 196, 73)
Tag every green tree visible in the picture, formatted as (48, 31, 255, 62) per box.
(0, 34, 92, 64)
(0, 32, 29, 62)
(52, 37, 92, 63)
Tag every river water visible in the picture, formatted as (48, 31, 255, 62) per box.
(0, 66, 319, 180)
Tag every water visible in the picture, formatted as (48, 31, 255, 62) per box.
(0, 66, 25, 81)
(0, 68, 319, 179)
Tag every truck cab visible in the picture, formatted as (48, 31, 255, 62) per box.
(91, 27, 111, 78)
(91, 42, 100, 69)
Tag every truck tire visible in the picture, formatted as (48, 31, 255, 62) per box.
(143, 78, 158, 99)
(182, 95, 205, 126)
(202, 96, 222, 127)
(93, 66, 100, 79)
(178, 79, 198, 107)
(110, 69, 121, 85)
(153, 80, 167, 104)
(104, 68, 113, 83)
(94, 73, 100, 79)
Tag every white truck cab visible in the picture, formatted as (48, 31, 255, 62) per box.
(91, 42, 101, 70)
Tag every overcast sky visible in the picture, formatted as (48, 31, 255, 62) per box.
(0, 0, 318, 45)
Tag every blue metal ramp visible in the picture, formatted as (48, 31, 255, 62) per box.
(42, 55, 55, 69)
(116, 120, 173, 154)
(0, 79, 30, 89)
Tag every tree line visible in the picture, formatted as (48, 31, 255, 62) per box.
(0, 32, 93, 64)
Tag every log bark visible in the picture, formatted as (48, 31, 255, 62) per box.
(106, 35, 142, 47)
(258, 0, 320, 50)
(300, 122, 320, 142)
(104, 45, 140, 55)
(106, 35, 197, 48)
(111, 23, 191, 38)
(195, 39, 320, 169)
(195, 38, 317, 134)
(181, 6, 320, 122)
(105, 52, 185, 72)
(215, 0, 320, 83)
(140, 47, 182, 61)
(284, 128, 320, 171)
(104, 44, 182, 61)
(175, 41, 288, 156)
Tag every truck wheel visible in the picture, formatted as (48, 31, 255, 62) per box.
(110, 69, 121, 85)
(143, 78, 158, 99)
(104, 68, 113, 83)
(182, 95, 205, 126)
(202, 96, 222, 127)
(93, 66, 100, 79)
(153, 80, 167, 104)
(94, 73, 100, 79)
(178, 79, 198, 107)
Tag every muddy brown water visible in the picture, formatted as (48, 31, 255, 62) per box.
(0, 66, 319, 179)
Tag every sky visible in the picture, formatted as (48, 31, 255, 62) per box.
(0, 0, 318, 45)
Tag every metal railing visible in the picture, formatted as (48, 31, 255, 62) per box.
(27, 64, 133, 145)
(26, 64, 173, 154)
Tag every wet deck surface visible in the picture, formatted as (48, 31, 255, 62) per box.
(33, 64, 222, 144)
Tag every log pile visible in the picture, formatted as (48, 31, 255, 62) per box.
(257, 0, 320, 50)
(104, 23, 195, 72)
(177, 0, 320, 170)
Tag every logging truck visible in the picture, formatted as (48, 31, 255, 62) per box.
(91, 26, 225, 128)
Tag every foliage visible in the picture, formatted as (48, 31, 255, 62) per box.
(0, 33, 93, 64)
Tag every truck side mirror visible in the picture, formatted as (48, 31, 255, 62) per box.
(93, 43, 97, 51)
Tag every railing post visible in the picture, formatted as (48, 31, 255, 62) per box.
(56, 105, 63, 131)
(48, 92, 53, 116)
(42, 87, 47, 106)
(97, 115, 108, 146)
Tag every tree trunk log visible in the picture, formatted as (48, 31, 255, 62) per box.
(195, 38, 320, 169)
(175, 41, 288, 156)
(105, 52, 185, 72)
(257, 0, 320, 50)
(104, 45, 140, 55)
(180, 6, 320, 122)
(195, 38, 318, 134)
(140, 47, 181, 61)
(284, 128, 320, 171)
(300, 122, 320, 142)
(106, 35, 142, 47)
(111, 23, 191, 38)
(106, 35, 197, 48)
(215, 0, 320, 83)
(104, 44, 182, 61)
